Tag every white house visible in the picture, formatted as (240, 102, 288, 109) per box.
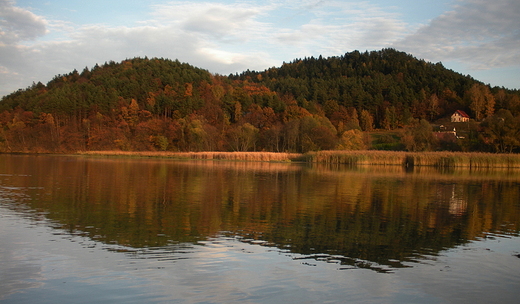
(451, 110, 470, 122)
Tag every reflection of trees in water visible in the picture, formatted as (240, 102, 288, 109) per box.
(3, 155, 520, 270)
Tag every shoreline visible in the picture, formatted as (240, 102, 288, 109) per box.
(73, 150, 520, 168)
(77, 151, 303, 162)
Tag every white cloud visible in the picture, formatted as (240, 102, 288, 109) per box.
(270, 1, 407, 58)
(1, 0, 518, 96)
(0, 0, 47, 43)
(0, 0, 48, 94)
(151, 1, 273, 41)
(393, 0, 520, 70)
(0, 1, 283, 96)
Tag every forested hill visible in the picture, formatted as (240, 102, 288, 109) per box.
(1, 49, 519, 153)
(0, 58, 212, 118)
(235, 49, 480, 116)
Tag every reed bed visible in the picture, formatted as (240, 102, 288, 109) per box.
(303, 150, 404, 166)
(79, 151, 301, 162)
(79, 150, 520, 168)
(303, 150, 520, 168)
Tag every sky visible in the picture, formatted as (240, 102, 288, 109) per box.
(0, 0, 519, 97)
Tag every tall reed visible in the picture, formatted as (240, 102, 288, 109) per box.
(79, 150, 520, 168)
(79, 151, 301, 162)
(303, 150, 520, 168)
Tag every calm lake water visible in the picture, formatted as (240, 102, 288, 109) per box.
(0, 154, 519, 303)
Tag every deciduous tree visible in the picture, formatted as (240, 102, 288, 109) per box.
(402, 119, 436, 151)
(337, 129, 366, 150)
(467, 83, 495, 121)
(480, 109, 520, 153)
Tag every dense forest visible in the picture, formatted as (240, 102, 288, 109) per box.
(1, 48, 519, 153)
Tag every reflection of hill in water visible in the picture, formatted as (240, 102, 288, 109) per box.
(2, 155, 520, 271)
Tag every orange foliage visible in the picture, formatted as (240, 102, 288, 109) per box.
(242, 83, 274, 96)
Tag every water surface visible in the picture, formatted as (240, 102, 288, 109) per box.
(0, 155, 519, 303)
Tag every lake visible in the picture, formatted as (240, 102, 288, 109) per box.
(0, 154, 519, 303)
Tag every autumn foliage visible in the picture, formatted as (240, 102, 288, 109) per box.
(0, 49, 519, 153)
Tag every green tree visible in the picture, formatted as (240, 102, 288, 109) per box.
(298, 115, 337, 152)
(152, 135, 169, 151)
(479, 109, 520, 153)
(402, 119, 436, 151)
(382, 106, 397, 130)
(337, 129, 366, 150)
(228, 123, 259, 151)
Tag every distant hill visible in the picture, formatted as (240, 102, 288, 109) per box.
(0, 49, 519, 153)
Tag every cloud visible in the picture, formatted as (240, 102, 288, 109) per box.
(0, 1, 289, 95)
(151, 1, 273, 42)
(0, 0, 47, 43)
(271, 1, 407, 58)
(0, 0, 410, 96)
(393, 0, 520, 70)
(2, 0, 517, 96)
(0, 0, 48, 95)
(181, 7, 261, 41)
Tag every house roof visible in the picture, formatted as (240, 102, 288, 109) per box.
(453, 110, 470, 118)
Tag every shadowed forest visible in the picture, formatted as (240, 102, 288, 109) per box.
(1, 49, 519, 153)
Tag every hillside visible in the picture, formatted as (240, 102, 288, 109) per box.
(236, 49, 479, 123)
(0, 49, 519, 153)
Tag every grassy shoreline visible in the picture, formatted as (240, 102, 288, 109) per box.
(77, 151, 302, 162)
(302, 150, 520, 168)
(76, 150, 520, 168)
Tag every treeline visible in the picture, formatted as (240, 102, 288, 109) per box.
(1, 49, 519, 153)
